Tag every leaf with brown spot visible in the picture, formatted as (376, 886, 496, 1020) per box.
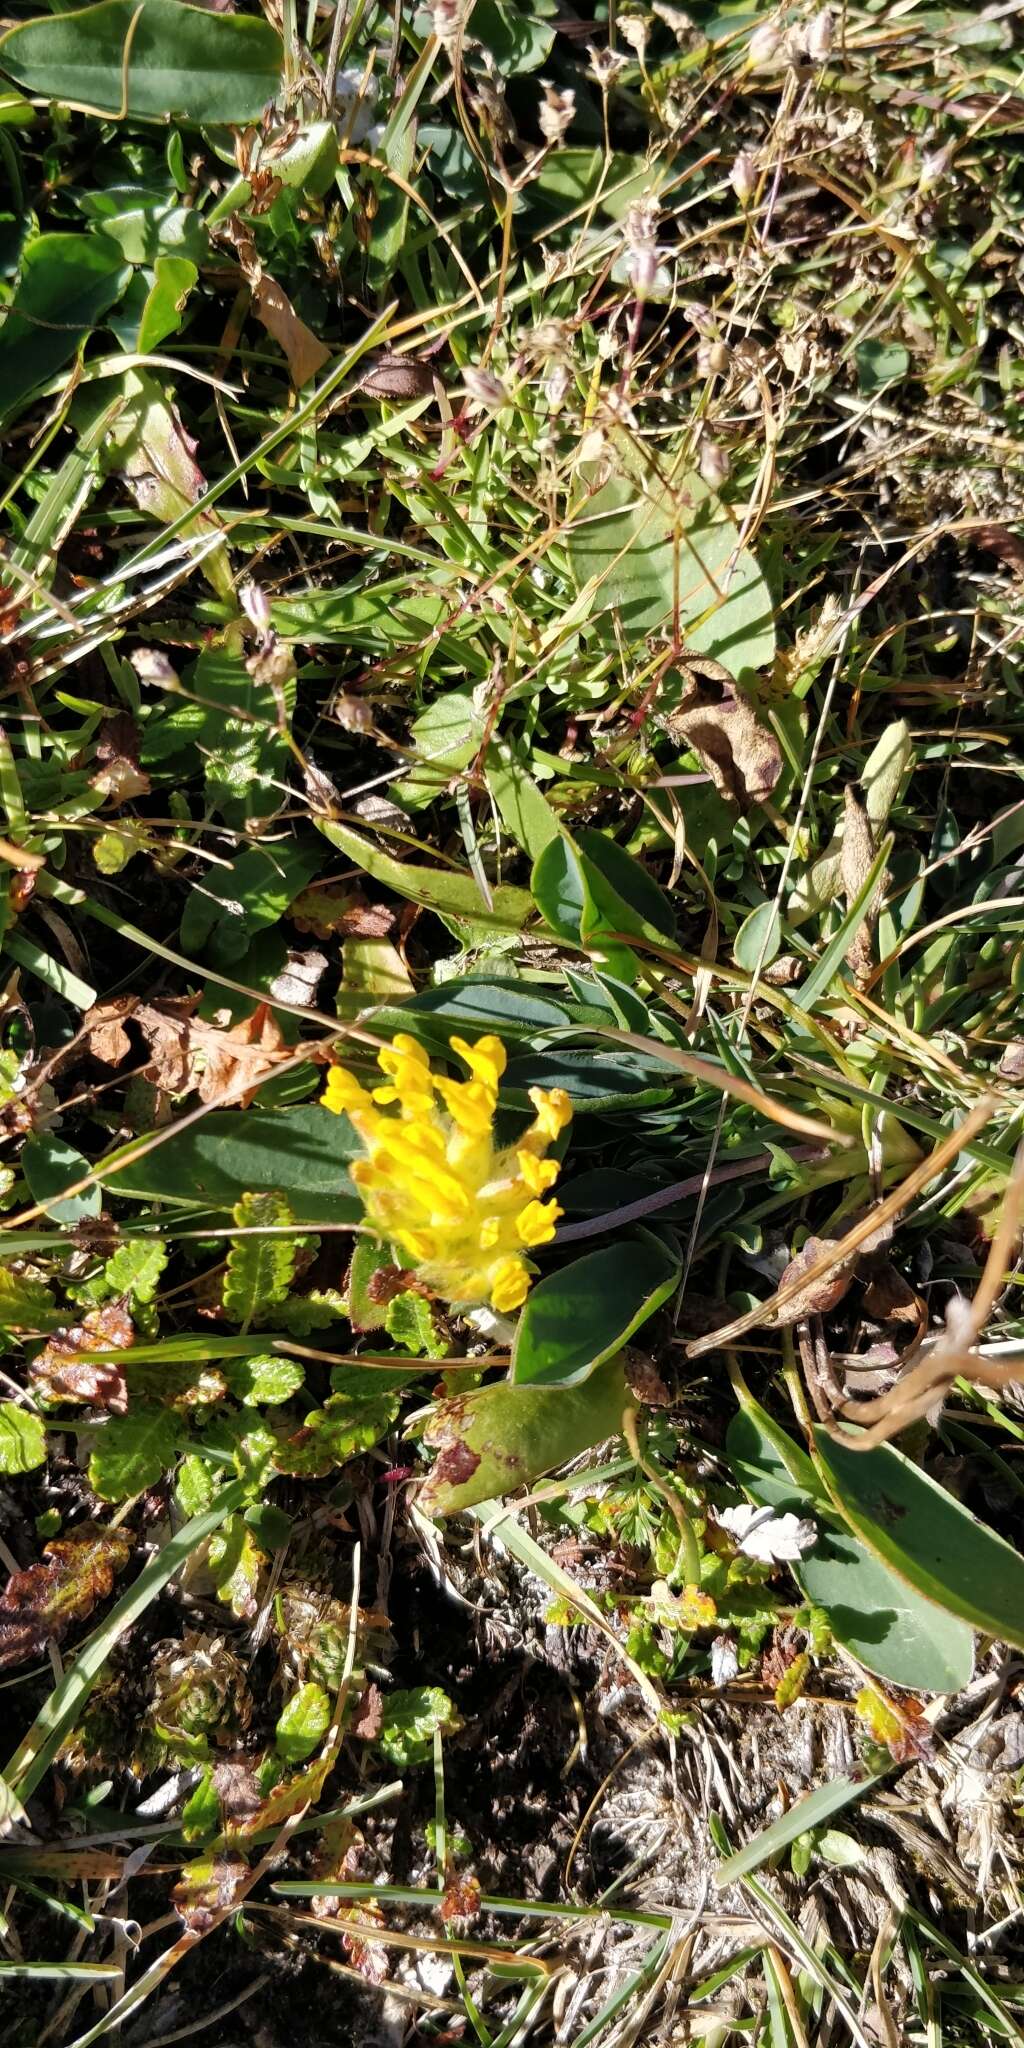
(661, 662, 781, 810)
(774, 1237, 855, 1325)
(171, 1852, 248, 1933)
(252, 276, 330, 388)
(31, 1302, 135, 1411)
(0, 1525, 133, 1670)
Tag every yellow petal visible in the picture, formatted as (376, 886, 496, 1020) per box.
(436, 1076, 495, 1139)
(322, 1064, 371, 1112)
(527, 1086, 572, 1142)
(450, 1033, 507, 1093)
(517, 1150, 560, 1195)
(516, 1199, 561, 1247)
(490, 1256, 531, 1313)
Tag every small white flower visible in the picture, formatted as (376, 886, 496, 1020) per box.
(619, 15, 648, 58)
(717, 1503, 817, 1562)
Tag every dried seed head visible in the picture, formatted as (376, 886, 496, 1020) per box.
(623, 195, 662, 298)
(462, 365, 508, 410)
(239, 582, 272, 638)
(586, 43, 629, 88)
(697, 337, 731, 377)
(730, 150, 757, 205)
(538, 81, 575, 147)
(432, 0, 465, 50)
(805, 5, 833, 61)
(747, 17, 783, 66)
(618, 14, 648, 58)
(698, 435, 731, 489)
(544, 362, 571, 411)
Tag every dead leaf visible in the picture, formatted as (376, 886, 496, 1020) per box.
(268, 949, 328, 1008)
(290, 887, 395, 941)
(252, 277, 330, 388)
(440, 1873, 482, 1927)
(998, 1041, 1024, 1082)
(661, 660, 781, 809)
(192, 1002, 289, 1107)
(0, 1525, 133, 1669)
(351, 1681, 384, 1741)
(90, 714, 150, 804)
(861, 1264, 922, 1325)
(974, 523, 1024, 577)
(841, 785, 881, 987)
(81, 997, 136, 1068)
(774, 1236, 856, 1325)
(31, 1303, 135, 1411)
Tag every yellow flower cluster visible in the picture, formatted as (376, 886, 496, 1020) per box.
(322, 1032, 572, 1314)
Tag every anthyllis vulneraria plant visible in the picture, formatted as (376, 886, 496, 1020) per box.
(322, 1034, 571, 1313)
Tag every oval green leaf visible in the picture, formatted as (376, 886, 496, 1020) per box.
(100, 1104, 362, 1223)
(420, 1352, 632, 1515)
(511, 1233, 679, 1388)
(0, 232, 129, 425)
(813, 1426, 1024, 1653)
(0, 0, 283, 123)
(21, 1133, 101, 1225)
(567, 467, 775, 676)
(727, 1399, 975, 1693)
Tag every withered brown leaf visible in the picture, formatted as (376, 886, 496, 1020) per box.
(0, 1525, 133, 1670)
(774, 1236, 856, 1325)
(31, 1302, 135, 1411)
(659, 658, 781, 810)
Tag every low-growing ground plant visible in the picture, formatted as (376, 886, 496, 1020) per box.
(1, 0, 1024, 2041)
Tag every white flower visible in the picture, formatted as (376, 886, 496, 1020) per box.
(538, 82, 575, 148)
(717, 1503, 817, 1562)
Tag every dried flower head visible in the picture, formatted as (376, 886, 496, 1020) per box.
(322, 1034, 572, 1313)
(538, 81, 575, 147)
(618, 15, 648, 58)
(462, 365, 508, 411)
(805, 5, 833, 61)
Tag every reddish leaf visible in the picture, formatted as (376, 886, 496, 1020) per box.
(31, 1303, 135, 1411)
(0, 1525, 133, 1669)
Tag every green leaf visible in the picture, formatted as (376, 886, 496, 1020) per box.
(100, 1104, 362, 1224)
(181, 1766, 220, 1843)
(0, 0, 283, 122)
(222, 1192, 300, 1325)
(0, 232, 129, 425)
(531, 831, 674, 979)
(272, 578, 453, 650)
(485, 744, 560, 860)
(400, 688, 484, 810)
(135, 253, 197, 352)
(175, 1453, 219, 1518)
(22, 1132, 103, 1231)
(726, 1397, 975, 1692)
(223, 1353, 305, 1406)
(207, 1513, 266, 1619)
(0, 1402, 46, 1475)
(188, 646, 293, 827)
(179, 839, 321, 968)
(377, 1686, 458, 1767)
(511, 1235, 679, 1389)
(88, 1406, 179, 1500)
(855, 339, 910, 392)
(275, 1681, 330, 1764)
(733, 901, 782, 973)
(384, 1291, 444, 1357)
(567, 464, 775, 675)
(813, 1426, 1024, 1653)
(420, 1352, 632, 1515)
(714, 1766, 890, 1888)
(317, 818, 534, 940)
(272, 1391, 401, 1478)
(0, 1267, 60, 1332)
(103, 1239, 168, 1304)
